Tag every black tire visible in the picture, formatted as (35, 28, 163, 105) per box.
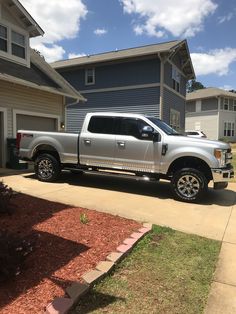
(35, 153, 61, 182)
(171, 168, 208, 203)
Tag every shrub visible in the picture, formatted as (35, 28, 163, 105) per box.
(0, 232, 37, 283)
(0, 182, 14, 214)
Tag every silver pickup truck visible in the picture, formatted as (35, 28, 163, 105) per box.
(17, 112, 234, 203)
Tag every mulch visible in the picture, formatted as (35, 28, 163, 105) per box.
(0, 194, 141, 314)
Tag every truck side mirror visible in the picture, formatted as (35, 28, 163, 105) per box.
(141, 126, 154, 139)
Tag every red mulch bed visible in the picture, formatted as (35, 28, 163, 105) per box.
(0, 194, 141, 314)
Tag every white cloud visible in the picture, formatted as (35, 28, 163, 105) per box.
(68, 53, 86, 59)
(94, 28, 108, 36)
(220, 85, 234, 91)
(120, 0, 217, 37)
(218, 12, 234, 24)
(191, 48, 236, 76)
(21, 0, 87, 62)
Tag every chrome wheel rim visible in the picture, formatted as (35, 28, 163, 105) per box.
(38, 159, 53, 179)
(177, 175, 200, 198)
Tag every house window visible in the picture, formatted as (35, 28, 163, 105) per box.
(11, 30, 26, 59)
(0, 25, 7, 52)
(172, 66, 180, 92)
(233, 100, 236, 111)
(224, 122, 235, 137)
(224, 98, 229, 110)
(85, 68, 95, 85)
(170, 109, 180, 131)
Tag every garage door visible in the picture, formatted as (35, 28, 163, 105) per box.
(16, 114, 58, 132)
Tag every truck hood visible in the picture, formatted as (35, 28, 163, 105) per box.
(167, 135, 230, 150)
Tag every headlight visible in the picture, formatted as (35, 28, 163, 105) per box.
(214, 149, 227, 167)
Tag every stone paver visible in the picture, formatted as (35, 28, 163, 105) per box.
(204, 282, 236, 314)
(96, 261, 114, 273)
(123, 238, 138, 245)
(116, 243, 132, 253)
(214, 242, 236, 286)
(106, 252, 123, 263)
(82, 269, 105, 285)
(45, 297, 73, 314)
(66, 282, 89, 302)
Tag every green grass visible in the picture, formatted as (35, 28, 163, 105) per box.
(71, 226, 220, 314)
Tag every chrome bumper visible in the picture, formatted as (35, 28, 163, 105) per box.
(211, 166, 234, 183)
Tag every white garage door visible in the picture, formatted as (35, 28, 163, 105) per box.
(16, 114, 58, 132)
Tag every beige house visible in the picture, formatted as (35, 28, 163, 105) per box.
(186, 88, 236, 141)
(0, 0, 85, 167)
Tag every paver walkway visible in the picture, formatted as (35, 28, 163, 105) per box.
(1, 169, 236, 313)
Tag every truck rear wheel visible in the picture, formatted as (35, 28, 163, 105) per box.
(35, 154, 61, 182)
(171, 168, 207, 203)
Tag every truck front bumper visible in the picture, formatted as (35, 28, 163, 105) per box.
(212, 165, 234, 189)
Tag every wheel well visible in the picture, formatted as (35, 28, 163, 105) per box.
(167, 157, 213, 181)
(32, 145, 60, 162)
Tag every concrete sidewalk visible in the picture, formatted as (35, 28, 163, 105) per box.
(1, 170, 236, 313)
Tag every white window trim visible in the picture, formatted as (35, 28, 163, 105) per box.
(224, 98, 229, 111)
(233, 99, 236, 111)
(85, 68, 95, 85)
(170, 108, 181, 131)
(0, 107, 8, 167)
(13, 109, 61, 136)
(0, 20, 30, 67)
(224, 121, 235, 137)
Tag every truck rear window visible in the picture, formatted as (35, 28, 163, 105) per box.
(88, 116, 115, 134)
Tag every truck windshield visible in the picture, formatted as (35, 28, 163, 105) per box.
(147, 117, 181, 135)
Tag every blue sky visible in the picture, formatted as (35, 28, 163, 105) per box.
(21, 0, 236, 90)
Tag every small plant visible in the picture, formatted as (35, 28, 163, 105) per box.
(80, 213, 89, 224)
(0, 181, 14, 214)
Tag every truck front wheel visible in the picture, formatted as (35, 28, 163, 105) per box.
(171, 168, 208, 202)
(35, 153, 61, 182)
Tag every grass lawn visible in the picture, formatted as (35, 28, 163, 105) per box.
(72, 226, 220, 314)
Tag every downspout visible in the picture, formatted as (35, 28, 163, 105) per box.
(158, 53, 164, 120)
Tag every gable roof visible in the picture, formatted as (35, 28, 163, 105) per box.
(187, 88, 236, 101)
(4, 0, 44, 37)
(51, 40, 195, 79)
(0, 49, 86, 101)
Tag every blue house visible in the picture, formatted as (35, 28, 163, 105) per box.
(51, 40, 195, 133)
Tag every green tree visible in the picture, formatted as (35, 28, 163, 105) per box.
(187, 80, 205, 93)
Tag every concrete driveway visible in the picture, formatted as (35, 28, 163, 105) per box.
(1, 169, 236, 313)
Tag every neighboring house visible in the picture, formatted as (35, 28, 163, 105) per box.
(186, 88, 236, 141)
(0, 0, 84, 167)
(51, 40, 195, 133)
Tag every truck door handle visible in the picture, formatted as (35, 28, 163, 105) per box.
(84, 139, 91, 145)
(117, 141, 125, 147)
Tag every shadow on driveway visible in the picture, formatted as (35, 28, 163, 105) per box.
(24, 171, 236, 207)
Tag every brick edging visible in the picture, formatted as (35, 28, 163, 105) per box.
(45, 223, 152, 314)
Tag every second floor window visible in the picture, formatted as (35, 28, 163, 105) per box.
(234, 100, 236, 111)
(0, 25, 7, 53)
(11, 31, 26, 59)
(172, 66, 180, 93)
(224, 98, 229, 110)
(85, 68, 95, 85)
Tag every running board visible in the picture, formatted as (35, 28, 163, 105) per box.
(64, 167, 158, 182)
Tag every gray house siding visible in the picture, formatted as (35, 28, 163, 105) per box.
(201, 97, 218, 111)
(67, 87, 160, 133)
(163, 88, 186, 130)
(60, 57, 161, 92)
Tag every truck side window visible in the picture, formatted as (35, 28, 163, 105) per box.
(88, 116, 115, 134)
(117, 118, 152, 139)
